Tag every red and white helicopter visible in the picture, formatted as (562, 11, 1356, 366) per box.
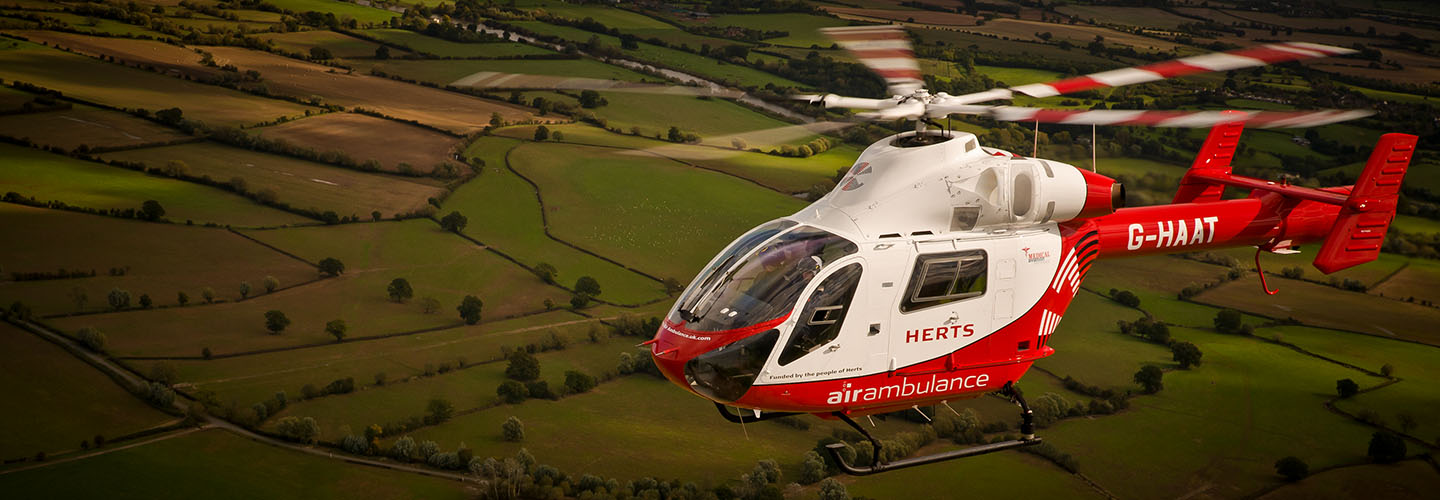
(643, 26, 1417, 475)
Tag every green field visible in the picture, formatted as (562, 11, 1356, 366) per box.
(530, 3, 747, 51)
(0, 203, 317, 316)
(0, 39, 312, 127)
(509, 20, 802, 88)
(1372, 256, 1440, 305)
(48, 220, 569, 357)
(100, 141, 447, 219)
(700, 13, 849, 49)
(1044, 325, 1382, 499)
(257, 30, 393, 59)
(443, 136, 665, 305)
(495, 123, 858, 193)
(0, 429, 469, 499)
(264, 0, 396, 24)
(22, 12, 172, 38)
(566, 91, 817, 148)
(137, 310, 595, 406)
(359, 28, 555, 58)
(1192, 267, 1440, 343)
(846, 449, 1104, 498)
(973, 65, 1062, 87)
(360, 57, 652, 85)
(0, 103, 191, 150)
(1258, 459, 1437, 499)
(0, 322, 172, 459)
(269, 326, 630, 440)
(508, 141, 807, 280)
(1033, 291, 1167, 389)
(0, 144, 311, 227)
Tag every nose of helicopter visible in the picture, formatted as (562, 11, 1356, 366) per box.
(649, 318, 789, 404)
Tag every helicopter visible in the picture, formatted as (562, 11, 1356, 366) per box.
(640, 25, 1417, 475)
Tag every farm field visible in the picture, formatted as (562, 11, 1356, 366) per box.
(560, 91, 816, 148)
(1031, 291, 1166, 390)
(824, 6, 977, 26)
(269, 328, 630, 440)
(444, 136, 666, 306)
(7, 30, 221, 81)
(358, 28, 554, 57)
(199, 46, 540, 134)
(508, 141, 808, 280)
(1193, 276, 1440, 344)
(1258, 459, 1437, 500)
(1372, 257, 1440, 305)
(9, 11, 171, 38)
(0, 322, 172, 460)
(0, 39, 313, 127)
(0, 143, 311, 227)
(265, 0, 396, 25)
(0, 203, 316, 316)
(256, 30, 396, 59)
(1054, 6, 1194, 29)
(0, 103, 190, 150)
(363, 57, 653, 86)
(251, 112, 462, 175)
(0, 429, 471, 500)
(137, 310, 596, 406)
(99, 141, 448, 218)
(530, 3, 746, 50)
(1043, 325, 1382, 499)
(508, 20, 802, 88)
(48, 220, 569, 357)
(845, 450, 1101, 498)
(495, 123, 859, 193)
(696, 13, 849, 49)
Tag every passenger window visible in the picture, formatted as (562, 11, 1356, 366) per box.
(900, 250, 987, 312)
(778, 263, 863, 366)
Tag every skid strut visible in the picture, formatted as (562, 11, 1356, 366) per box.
(825, 381, 1041, 475)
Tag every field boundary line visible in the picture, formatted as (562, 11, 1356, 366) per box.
(502, 144, 668, 285)
(527, 133, 797, 195)
(0, 427, 203, 476)
(227, 228, 320, 267)
(1182, 291, 1440, 349)
(1368, 260, 1409, 289)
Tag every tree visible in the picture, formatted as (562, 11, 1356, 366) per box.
(818, 478, 849, 500)
(532, 262, 557, 284)
(6, 301, 31, 321)
(386, 278, 413, 303)
(1134, 365, 1163, 394)
(1112, 289, 1140, 307)
(564, 370, 596, 394)
(138, 294, 152, 309)
(264, 310, 291, 335)
(275, 416, 319, 444)
(663, 277, 682, 295)
(1336, 378, 1359, 398)
(457, 295, 483, 325)
(667, 126, 683, 142)
(150, 363, 177, 385)
(263, 276, 279, 293)
(318, 257, 345, 277)
(440, 211, 468, 233)
(489, 112, 504, 128)
(177, 291, 189, 306)
(140, 200, 165, 221)
(239, 281, 251, 299)
(420, 296, 441, 314)
(502, 416, 525, 441)
(374, 45, 390, 59)
(1171, 341, 1202, 369)
(578, 90, 607, 108)
(77, 327, 105, 353)
(551, 130, 564, 142)
(309, 47, 333, 60)
(731, 137, 748, 150)
(574, 276, 601, 297)
(506, 351, 540, 381)
(1214, 309, 1244, 333)
(385, 436, 415, 461)
(326, 319, 347, 342)
(201, 287, 216, 304)
(1367, 431, 1407, 463)
(497, 380, 528, 403)
(800, 450, 827, 484)
(107, 287, 131, 310)
(427, 398, 454, 424)
(1274, 456, 1308, 481)
(533, 125, 550, 141)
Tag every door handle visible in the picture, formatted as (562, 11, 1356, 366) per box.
(825, 344, 841, 353)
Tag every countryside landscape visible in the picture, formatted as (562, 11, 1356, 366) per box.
(1, 0, 1438, 498)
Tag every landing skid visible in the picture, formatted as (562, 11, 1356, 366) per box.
(824, 381, 1041, 475)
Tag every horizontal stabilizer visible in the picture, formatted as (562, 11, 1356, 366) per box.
(1174, 116, 1245, 203)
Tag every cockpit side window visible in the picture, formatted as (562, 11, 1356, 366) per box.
(900, 250, 987, 313)
(778, 263, 863, 366)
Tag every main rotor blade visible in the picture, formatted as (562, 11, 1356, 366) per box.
(985, 107, 1373, 128)
(821, 25, 922, 97)
(950, 42, 1355, 103)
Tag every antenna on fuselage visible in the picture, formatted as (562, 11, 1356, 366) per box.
(1091, 123, 1098, 173)
(1033, 119, 1040, 157)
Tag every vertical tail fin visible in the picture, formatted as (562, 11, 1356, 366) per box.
(1312, 133, 1418, 274)
(1173, 116, 1245, 204)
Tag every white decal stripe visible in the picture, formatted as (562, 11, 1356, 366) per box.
(840, 39, 911, 51)
(1009, 83, 1060, 98)
(1177, 52, 1266, 71)
(860, 57, 921, 70)
(1088, 67, 1164, 87)
(1051, 253, 1076, 291)
(1061, 110, 1147, 125)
